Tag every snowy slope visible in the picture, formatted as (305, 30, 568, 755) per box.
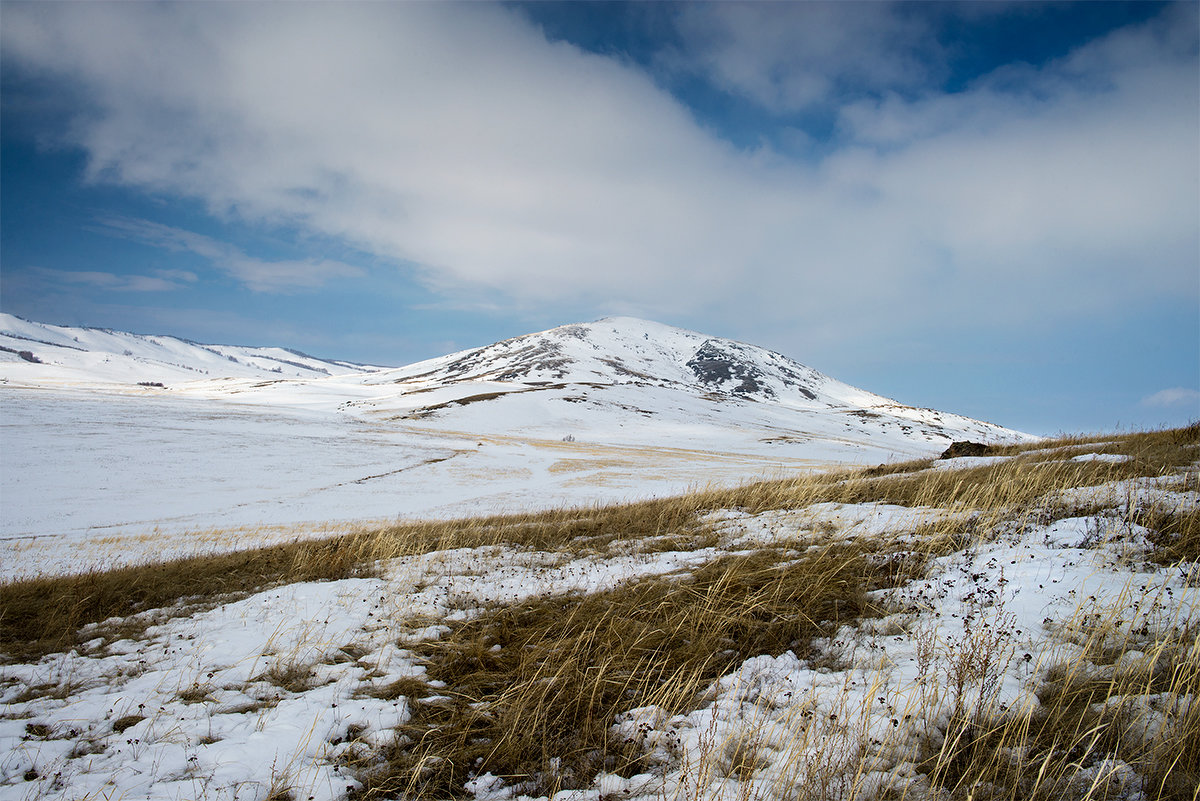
(2, 313, 1027, 452)
(1, 315, 1035, 547)
(319, 317, 1030, 451)
(0, 313, 379, 385)
(363, 317, 859, 402)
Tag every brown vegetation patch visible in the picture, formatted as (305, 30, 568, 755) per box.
(347, 541, 923, 799)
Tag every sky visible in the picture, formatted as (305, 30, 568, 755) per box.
(1, 1, 1197, 436)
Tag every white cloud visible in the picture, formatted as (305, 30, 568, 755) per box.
(98, 217, 363, 292)
(668, 1, 941, 113)
(2, 2, 1196, 340)
(1141, 388, 1200, 409)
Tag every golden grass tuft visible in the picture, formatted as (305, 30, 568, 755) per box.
(347, 540, 924, 799)
(914, 606, 1200, 801)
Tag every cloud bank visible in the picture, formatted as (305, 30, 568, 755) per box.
(669, 1, 944, 113)
(2, 2, 1196, 339)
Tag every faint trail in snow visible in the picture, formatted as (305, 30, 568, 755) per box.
(343, 454, 460, 486)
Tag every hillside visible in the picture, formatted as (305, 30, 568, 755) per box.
(1, 315, 1035, 563)
(329, 317, 1025, 451)
(2, 314, 1030, 456)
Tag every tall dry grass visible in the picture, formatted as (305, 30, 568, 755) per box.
(346, 540, 922, 799)
(911, 583, 1200, 801)
(4, 426, 1194, 660)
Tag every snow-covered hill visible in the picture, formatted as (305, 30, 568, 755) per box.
(2, 314, 1025, 452)
(0, 313, 379, 385)
(316, 317, 1028, 451)
(369, 317, 835, 399)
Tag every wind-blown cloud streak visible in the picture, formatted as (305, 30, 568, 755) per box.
(2, 2, 1196, 341)
(30, 266, 194, 293)
(98, 218, 364, 293)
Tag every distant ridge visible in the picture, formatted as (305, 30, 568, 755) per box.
(0, 313, 382, 384)
(0, 313, 1033, 457)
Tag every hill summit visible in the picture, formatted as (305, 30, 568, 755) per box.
(338, 317, 1028, 451)
(377, 317, 836, 403)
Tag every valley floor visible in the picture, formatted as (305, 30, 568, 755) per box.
(1, 427, 1197, 801)
(1, 386, 878, 579)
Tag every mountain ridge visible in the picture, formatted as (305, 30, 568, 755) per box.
(1, 312, 1032, 454)
(370, 317, 861, 402)
(355, 316, 981, 427)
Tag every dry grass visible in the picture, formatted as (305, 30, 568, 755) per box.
(1139, 504, 1200, 564)
(1, 494, 716, 660)
(913, 602, 1200, 801)
(255, 659, 323, 694)
(346, 541, 923, 798)
(0, 536, 368, 661)
(5, 425, 1195, 661)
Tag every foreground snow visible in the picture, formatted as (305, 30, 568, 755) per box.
(2, 447, 1195, 801)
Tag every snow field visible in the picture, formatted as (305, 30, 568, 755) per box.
(2, 314, 1035, 574)
(1, 387, 845, 578)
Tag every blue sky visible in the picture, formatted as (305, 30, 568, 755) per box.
(2, 1, 1196, 436)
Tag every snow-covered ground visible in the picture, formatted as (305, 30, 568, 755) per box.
(0, 387, 842, 578)
(2, 444, 1196, 801)
(2, 315, 1035, 577)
